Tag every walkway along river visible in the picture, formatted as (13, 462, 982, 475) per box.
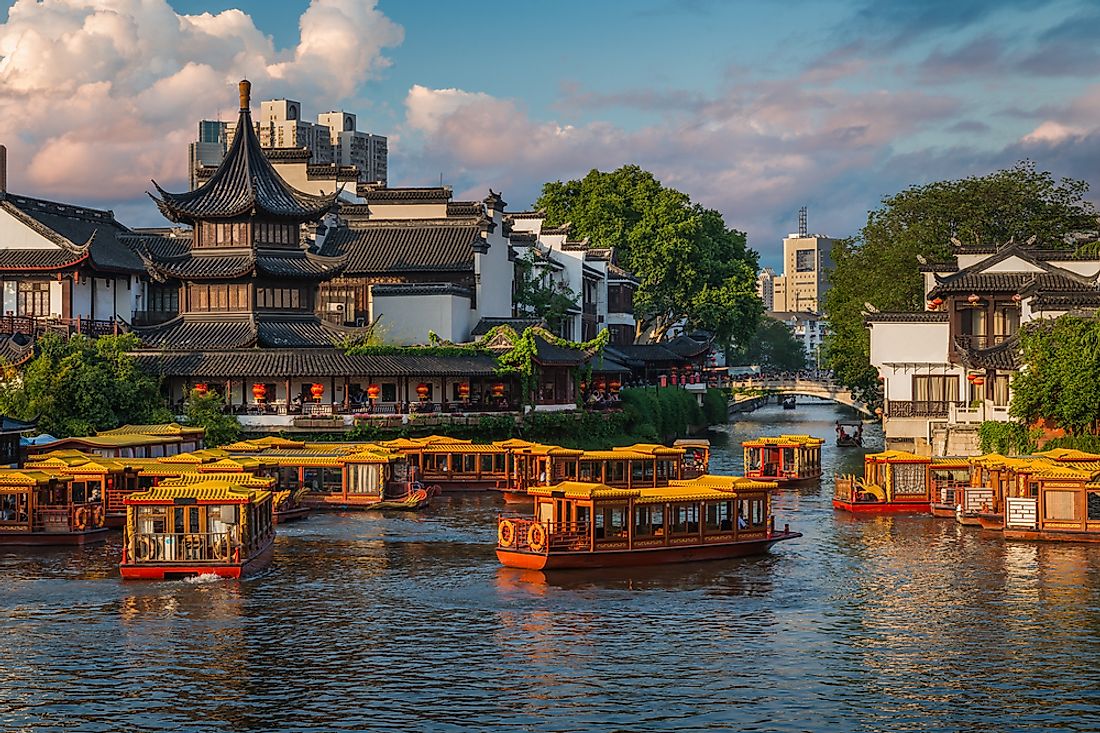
(2, 402, 1100, 732)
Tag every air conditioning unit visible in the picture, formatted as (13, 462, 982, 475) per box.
(328, 302, 345, 313)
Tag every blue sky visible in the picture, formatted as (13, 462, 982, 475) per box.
(2, 0, 1099, 267)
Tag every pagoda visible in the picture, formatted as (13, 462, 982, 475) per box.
(135, 79, 349, 350)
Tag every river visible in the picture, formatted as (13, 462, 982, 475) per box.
(3, 402, 1100, 732)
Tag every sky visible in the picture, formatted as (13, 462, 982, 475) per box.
(2, 0, 1100, 268)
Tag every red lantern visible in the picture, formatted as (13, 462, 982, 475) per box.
(931, 297, 943, 306)
(194, 383, 209, 396)
(973, 377, 985, 386)
(967, 374, 977, 383)
(311, 383, 324, 401)
(367, 384, 381, 400)
(1012, 293, 1022, 303)
(251, 383, 267, 401)
(967, 294, 980, 305)
(595, 377, 607, 391)
(458, 382, 471, 399)
(492, 383, 506, 398)
(609, 379, 621, 393)
(417, 383, 430, 399)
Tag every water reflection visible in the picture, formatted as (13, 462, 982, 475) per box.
(2, 403, 1100, 732)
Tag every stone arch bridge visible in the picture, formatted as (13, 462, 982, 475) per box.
(728, 378, 872, 416)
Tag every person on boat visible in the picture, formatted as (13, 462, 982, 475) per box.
(737, 509, 748, 530)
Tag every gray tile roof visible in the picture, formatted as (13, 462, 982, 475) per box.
(356, 184, 451, 203)
(151, 104, 337, 222)
(135, 349, 501, 378)
(130, 234, 345, 282)
(325, 219, 482, 275)
(135, 316, 350, 350)
(865, 312, 949, 324)
(371, 283, 474, 298)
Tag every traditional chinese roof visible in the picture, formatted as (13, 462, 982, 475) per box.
(532, 334, 588, 366)
(865, 312, 949, 324)
(954, 334, 1020, 370)
(134, 349, 502, 378)
(134, 315, 354, 350)
(125, 481, 269, 505)
(669, 475, 778, 491)
(356, 184, 451, 204)
(0, 335, 35, 368)
(129, 233, 347, 282)
(743, 435, 826, 448)
(865, 449, 932, 464)
(928, 244, 1098, 299)
(150, 81, 338, 223)
(323, 218, 486, 275)
(371, 283, 474, 299)
(98, 422, 205, 437)
(0, 193, 145, 273)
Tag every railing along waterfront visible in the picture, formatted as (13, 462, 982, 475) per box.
(0, 315, 127, 338)
(129, 530, 239, 563)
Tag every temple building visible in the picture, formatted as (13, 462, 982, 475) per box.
(131, 81, 506, 421)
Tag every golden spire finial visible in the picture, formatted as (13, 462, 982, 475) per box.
(239, 79, 251, 111)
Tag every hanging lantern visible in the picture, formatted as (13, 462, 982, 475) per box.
(251, 383, 267, 401)
(973, 376, 985, 386)
(458, 382, 471, 399)
(492, 382, 506, 398)
(967, 373, 977, 382)
(311, 383, 325, 401)
(194, 383, 209, 397)
(967, 294, 981, 305)
(595, 377, 607, 391)
(609, 379, 621, 394)
(1012, 293, 1022, 303)
(367, 384, 381, 400)
(416, 383, 430, 399)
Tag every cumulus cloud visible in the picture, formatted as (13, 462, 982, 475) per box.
(401, 77, 960, 251)
(0, 0, 403, 199)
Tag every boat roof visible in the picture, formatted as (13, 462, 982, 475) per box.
(866, 450, 932, 464)
(0, 469, 70, 487)
(529, 477, 772, 502)
(493, 438, 538, 449)
(1033, 448, 1100, 462)
(621, 443, 686, 457)
(742, 434, 825, 447)
(26, 456, 128, 473)
(672, 438, 710, 448)
(1032, 465, 1094, 480)
(98, 422, 205, 437)
(197, 457, 273, 472)
(668, 475, 778, 491)
(930, 457, 971, 469)
(419, 443, 504, 454)
(40, 433, 184, 448)
(126, 480, 270, 505)
(579, 450, 652, 460)
(158, 473, 275, 489)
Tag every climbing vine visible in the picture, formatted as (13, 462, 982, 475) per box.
(978, 421, 1039, 455)
(496, 326, 610, 406)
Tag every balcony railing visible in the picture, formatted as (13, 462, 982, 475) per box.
(953, 334, 1014, 351)
(886, 400, 965, 418)
(950, 402, 1011, 424)
(0, 315, 128, 338)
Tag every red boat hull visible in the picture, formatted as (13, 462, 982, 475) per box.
(274, 506, 311, 524)
(120, 536, 275, 580)
(832, 499, 930, 514)
(977, 513, 1004, 530)
(0, 527, 111, 546)
(930, 503, 956, 518)
(496, 531, 801, 570)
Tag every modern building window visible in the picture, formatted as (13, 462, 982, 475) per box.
(17, 281, 50, 316)
(795, 250, 816, 272)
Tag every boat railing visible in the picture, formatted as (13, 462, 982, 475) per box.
(964, 486, 995, 514)
(34, 502, 104, 532)
(501, 517, 593, 552)
(834, 475, 858, 502)
(128, 529, 241, 564)
(1005, 497, 1038, 529)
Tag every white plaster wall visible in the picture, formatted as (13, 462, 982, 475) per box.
(982, 257, 1043, 273)
(879, 365, 963, 401)
(1045, 261, 1100, 277)
(372, 292, 472, 345)
(475, 227, 513, 319)
(0, 208, 62, 249)
(72, 279, 91, 318)
(93, 278, 114, 319)
(509, 217, 542, 234)
(367, 203, 448, 220)
(49, 281, 61, 317)
(869, 322, 950, 366)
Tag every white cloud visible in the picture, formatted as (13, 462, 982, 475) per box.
(0, 0, 403, 199)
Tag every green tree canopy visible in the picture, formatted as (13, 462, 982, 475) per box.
(0, 333, 170, 437)
(729, 317, 808, 372)
(1011, 314, 1100, 436)
(183, 388, 242, 447)
(824, 161, 1097, 403)
(535, 165, 762, 348)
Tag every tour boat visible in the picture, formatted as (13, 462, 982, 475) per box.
(412, 442, 510, 492)
(501, 443, 585, 502)
(781, 395, 796, 410)
(302, 448, 432, 510)
(833, 450, 933, 513)
(496, 477, 797, 570)
(1002, 462, 1100, 542)
(26, 453, 138, 529)
(120, 480, 275, 580)
(742, 435, 824, 485)
(673, 438, 711, 478)
(0, 469, 111, 545)
(835, 421, 863, 448)
(928, 457, 973, 518)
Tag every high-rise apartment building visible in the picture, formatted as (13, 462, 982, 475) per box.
(756, 267, 776, 311)
(768, 210, 836, 314)
(189, 99, 387, 189)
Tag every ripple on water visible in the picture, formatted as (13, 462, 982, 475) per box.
(3, 404, 1100, 732)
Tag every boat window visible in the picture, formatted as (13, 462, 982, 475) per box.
(322, 468, 342, 493)
(634, 505, 664, 537)
(608, 461, 626, 484)
(71, 481, 87, 504)
(0, 491, 27, 523)
(747, 448, 761, 471)
(739, 498, 766, 528)
(279, 466, 300, 489)
(480, 454, 494, 474)
(631, 461, 645, 481)
(670, 503, 699, 534)
(462, 454, 477, 473)
(643, 462, 655, 483)
(1088, 492, 1100, 522)
(303, 467, 322, 491)
(173, 507, 185, 534)
(1045, 490, 1077, 521)
(575, 504, 590, 530)
(187, 507, 200, 534)
(705, 501, 733, 532)
(596, 505, 628, 540)
(579, 461, 598, 482)
(781, 448, 794, 469)
(892, 464, 926, 495)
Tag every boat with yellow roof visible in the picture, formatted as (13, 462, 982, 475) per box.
(0, 468, 111, 545)
(833, 450, 934, 513)
(495, 476, 798, 570)
(742, 435, 824, 485)
(120, 480, 275, 579)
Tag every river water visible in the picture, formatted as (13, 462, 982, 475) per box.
(3, 402, 1100, 732)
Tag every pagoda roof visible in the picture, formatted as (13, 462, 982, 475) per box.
(150, 81, 339, 223)
(129, 234, 346, 283)
(323, 217, 486, 275)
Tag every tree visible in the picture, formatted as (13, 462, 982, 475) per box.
(1011, 314, 1100, 436)
(535, 165, 762, 348)
(0, 333, 170, 437)
(512, 250, 579, 332)
(824, 161, 1097, 404)
(730, 317, 808, 372)
(183, 389, 242, 447)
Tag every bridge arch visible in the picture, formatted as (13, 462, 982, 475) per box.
(729, 378, 872, 416)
